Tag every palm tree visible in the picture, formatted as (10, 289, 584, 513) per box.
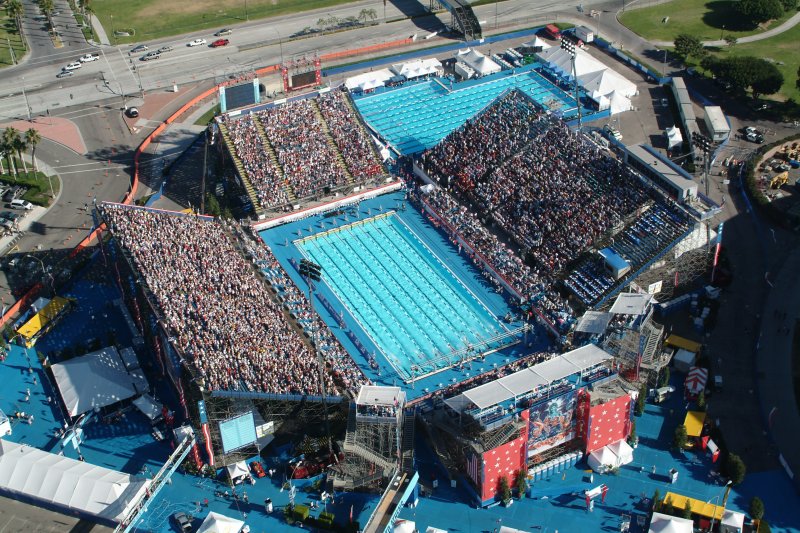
(25, 128, 41, 173)
(0, 140, 6, 175)
(2, 128, 19, 178)
(7, 0, 24, 40)
(38, 0, 55, 34)
(13, 135, 28, 175)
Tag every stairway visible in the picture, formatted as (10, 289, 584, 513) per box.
(437, 0, 482, 40)
(642, 320, 664, 365)
(345, 404, 358, 448)
(481, 418, 524, 451)
(400, 410, 415, 472)
(343, 441, 396, 472)
(312, 100, 354, 184)
(217, 122, 263, 215)
(253, 117, 296, 203)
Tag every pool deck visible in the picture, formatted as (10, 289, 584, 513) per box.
(259, 191, 554, 401)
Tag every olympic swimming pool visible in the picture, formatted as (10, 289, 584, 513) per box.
(296, 211, 507, 381)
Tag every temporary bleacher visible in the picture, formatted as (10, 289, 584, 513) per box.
(436, 0, 482, 40)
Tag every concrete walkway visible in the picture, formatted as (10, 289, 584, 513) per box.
(651, 11, 800, 47)
(89, 12, 111, 46)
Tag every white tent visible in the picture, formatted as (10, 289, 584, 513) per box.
(587, 439, 634, 473)
(665, 126, 684, 149)
(51, 347, 138, 418)
(673, 349, 696, 373)
(455, 48, 501, 76)
(394, 520, 416, 533)
(197, 511, 245, 533)
(0, 440, 150, 524)
(579, 69, 637, 99)
(537, 47, 606, 80)
(226, 461, 250, 483)
(608, 90, 632, 115)
(391, 58, 442, 79)
(648, 512, 694, 533)
(0, 409, 10, 437)
(344, 68, 394, 92)
(720, 509, 745, 533)
(521, 36, 551, 51)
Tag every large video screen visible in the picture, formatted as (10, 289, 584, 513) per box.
(291, 71, 316, 88)
(225, 81, 257, 111)
(527, 391, 578, 455)
(219, 411, 257, 454)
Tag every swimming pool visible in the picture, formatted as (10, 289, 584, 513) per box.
(296, 212, 505, 380)
(353, 65, 577, 154)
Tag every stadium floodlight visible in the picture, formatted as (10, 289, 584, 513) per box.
(560, 33, 583, 130)
(692, 133, 713, 197)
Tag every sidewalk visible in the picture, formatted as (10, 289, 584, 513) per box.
(89, 12, 110, 46)
(651, 11, 800, 47)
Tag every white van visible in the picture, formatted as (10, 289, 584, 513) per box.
(9, 199, 33, 210)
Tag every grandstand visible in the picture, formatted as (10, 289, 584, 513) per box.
(218, 89, 387, 216)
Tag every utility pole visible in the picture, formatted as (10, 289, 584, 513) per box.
(7, 38, 16, 65)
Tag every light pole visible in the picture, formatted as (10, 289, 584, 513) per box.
(110, 15, 115, 43)
(709, 480, 733, 531)
(26, 255, 54, 295)
(561, 34, 583, 130)
(21, 77, 31, 121)
(720, 24, 725, 41)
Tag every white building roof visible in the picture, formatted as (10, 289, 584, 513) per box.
(649, 512, 694, 533)
(344, 68, 394, 91)
(391, 58, 442, 79)
(575, 311, 613, 334)
(609, 293, 654, 315)
(456, 345, 613, 410)
(0, 440, 150, 524)
(51, 347, 138, 418)
(356, 385, 405, 407)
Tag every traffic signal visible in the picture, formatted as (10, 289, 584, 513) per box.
(299, 259, 322, 282)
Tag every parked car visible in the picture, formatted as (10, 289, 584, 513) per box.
(214, 28, 232, 36)
(157, 45, 173, 53)
(210, 38, 229, 48)
(9, 199, 33, 211)
(125, 107, 139, 118)
(79, 53, 99, 62)
(187, 38, 206, 47)
(140, 51, 160, 61)
(63, 61, 82, 71)
(603, 123, 623, 141)
(56, 70, 73, 78)
(745, 126, 764, 143)
(1, 219, 14, 230)
(171, 512, 192, 532)
(131, 45, 148, 53)
(0, 211, 22, 221)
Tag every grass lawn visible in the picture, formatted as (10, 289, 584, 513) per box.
(194, 103, 220, 126)
(682, 22, 800, 103)
(0, 15, 27, 67)
(93, 0, 372, 44)
(619, 0, 796, 42)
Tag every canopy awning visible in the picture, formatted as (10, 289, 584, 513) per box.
(196, 511, 245, 533)
(683, 410, 706, 438)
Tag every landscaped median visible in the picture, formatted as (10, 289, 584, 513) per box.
(0, 164, 60, 207)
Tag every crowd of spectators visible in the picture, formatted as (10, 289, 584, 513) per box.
(317, 90, 385, 182)
(102, 204, 342, 395)
(257, 99, 348, 199)
(220, 114, 289, 209)
(418, 187, 573, 332)
(420, 90, 649, 275)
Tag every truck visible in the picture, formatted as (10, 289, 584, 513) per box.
(542, 24, 561, 40)
(574, 26, 595, 43)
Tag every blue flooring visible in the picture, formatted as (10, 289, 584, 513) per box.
(352, 65, 582, 155)
(259, 191, 553, 399)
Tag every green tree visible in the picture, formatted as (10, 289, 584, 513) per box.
(662, 495, 675, 516)
(726, 453, 747, 485)
(750, 496, 765, 522)
(652, 489, 662, 512)
(682, 499, 693, 519)
(751, 61, 784, 98)
(635, 382, 647, 416)
(736, 0, 784, 25)
(674, 34, 704, 59)
(628, 419, 637, 445)
(658, 366, 671, 388)
(514, 469, 527, 498)
(205, 193, 221, 217)
(672, 424, 687, 450)
(25, 128, 41, 173)
(6, 0, 24, 39)
(498, 475, 511, 503)
(779, 0, 797, 10)
(697, 389, 707, 411)
(12, 134, 27, 174)
(2, 127, 20, 177)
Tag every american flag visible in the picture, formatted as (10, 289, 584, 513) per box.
(466, 452, 481, 486)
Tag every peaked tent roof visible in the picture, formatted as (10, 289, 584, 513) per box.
(521, 36, 551, 50)
(51, 346, 138, 418)
(196, 511, 245, 533)
(648, 512, 694, 533)
(0, 440, 150, 525)
(455, 48, 501, 76)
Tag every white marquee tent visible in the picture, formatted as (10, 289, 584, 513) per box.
(587, 439, 634, 473)
(51, 347, 139, 418)
(665, 125, 684, 149)
(226, 461, 250, 484)
(521, 36, 551, 51)
(0, 440, 150, 524)
(391, 58, 442, 79)
(344, 69, 394, 92)
(649, 512, 694, 533)
(455, 48, 501, 76)
(197, 511, 246, 533)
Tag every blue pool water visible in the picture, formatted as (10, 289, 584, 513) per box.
(297, 212, 505, 379)
(353, 65, 577, 154)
